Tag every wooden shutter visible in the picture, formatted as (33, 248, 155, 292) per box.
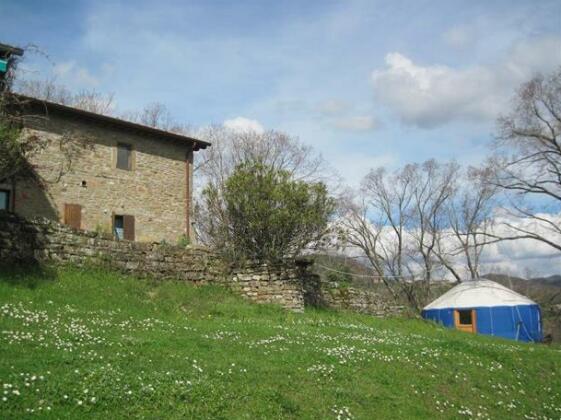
(64, 204, 82, 230)
(123, 215, 135, 241)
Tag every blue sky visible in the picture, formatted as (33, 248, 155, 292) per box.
(2, 0, 561, 185)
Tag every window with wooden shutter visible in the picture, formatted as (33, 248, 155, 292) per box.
(64, 204, 82, 230)
(123, 215, 135, 241)
(115, 214, 135, 241)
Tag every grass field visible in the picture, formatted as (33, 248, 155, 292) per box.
(0, 266, 560, 419)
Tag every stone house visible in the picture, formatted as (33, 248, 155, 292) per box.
(0, 96, 210, 243)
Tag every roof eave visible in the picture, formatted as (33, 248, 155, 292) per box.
(15, 94, 211, 150)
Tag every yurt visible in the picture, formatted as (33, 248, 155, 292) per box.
(421, 279, 543, 342)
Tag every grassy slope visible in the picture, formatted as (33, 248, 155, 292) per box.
(0, 267, 560, 419)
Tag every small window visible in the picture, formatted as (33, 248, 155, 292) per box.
(458, 310, 473, 325)
(113, 214, 135, 241)
(114, 215, 125, 240)
(0, 190, 10, 211)
(116, 143, 132, 170)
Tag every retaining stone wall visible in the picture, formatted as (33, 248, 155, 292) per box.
(0, 212, 399, 315)
(304, 276, 404, 316)
(229, 262, 309, 312)
(0, 211, 223, 282)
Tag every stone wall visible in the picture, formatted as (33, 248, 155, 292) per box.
(0, 212, 307, 311)
(303, 275, 404, 316)
(229, 262, 309, 312)
(0, 211, 223, 282)
(0, 212, 399, 316)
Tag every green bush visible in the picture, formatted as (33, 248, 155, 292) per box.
(203, 162, 335, 263)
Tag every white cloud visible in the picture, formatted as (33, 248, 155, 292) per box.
(332, 115, 378, 131)
(371, 36, 561, 128)
(223, 116, 265, 134)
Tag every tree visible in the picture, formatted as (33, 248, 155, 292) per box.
(121, 102, 193, 134)
(195, 125, 331, 182)
(339, 160, 459, 310)
(487, 67, 561, 252)
(193, 125, 336, 243)
(202, 161, 335, 263)
(16, 79, 115, 115)
(435, 166, 497, 281)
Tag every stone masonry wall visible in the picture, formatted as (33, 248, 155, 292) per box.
(0, 212, 306, 311)
(0, 211, 223, 282)
(0, 212, 398, 315)
(228, 262, 309, 312)
(303, 274, 404, 316)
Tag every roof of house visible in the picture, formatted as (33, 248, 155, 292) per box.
(0, 43, 24, 57)
(423, 279, 537, 310)
(18, 95, 211, 151)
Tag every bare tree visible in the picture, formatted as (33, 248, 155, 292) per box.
(487, 67, 561, 252)
(338, 160, 459, 310)
(71, 90, 115, 115)
(409, 160, 459, 292)
(435, 166, 497, 281)
(336, 193, 395, 295)
(195, 125, 331, 182)
(16, 79, 73, 104)
(121, 102, 193, 134)
(16, 79, 116, 115)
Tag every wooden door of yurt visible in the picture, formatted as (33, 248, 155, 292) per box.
(454, 309, 476, 333)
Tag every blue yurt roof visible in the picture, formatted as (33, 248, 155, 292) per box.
(423, 279, 537, 311)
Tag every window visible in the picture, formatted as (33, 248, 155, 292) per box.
(0, 190, 10, 211)
(113, 214, 135, 241)
(116, 143, 133, 170)
(458, 309, 473, 325)
(114, 215, 124, 240)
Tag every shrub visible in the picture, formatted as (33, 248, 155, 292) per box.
(203, 162, 335, 263)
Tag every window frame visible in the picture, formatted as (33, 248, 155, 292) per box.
(113, 214, 125, 240)
(116, 142, 134, 171)
(457, 309, 473, 325)
(113, 214, 135, 241)
(0, 189, 11, 211)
